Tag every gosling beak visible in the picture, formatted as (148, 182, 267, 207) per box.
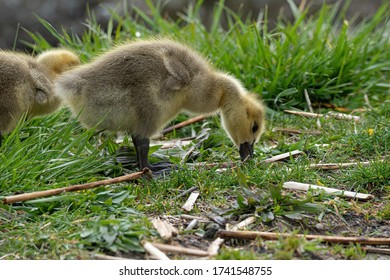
(239, 142, 254, 162)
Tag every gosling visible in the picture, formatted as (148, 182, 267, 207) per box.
(55, 39, 265, 172)
(0, 49, 80, 145)
(36, 49, 80, 79)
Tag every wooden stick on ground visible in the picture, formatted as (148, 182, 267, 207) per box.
(283, 181, 374, 201)
(217, 230, 390, 245)
(309, 161, 382, 170)
(189, 162, 237, 170)
(190, 150, 305, 171)
(151, 243, 209, 257)
(362, 247, 390, 255)
(92, 253, 133, 260)
(260, 150, 304, 164)
(151, 218, 178, 241)
(174, 186, 199, 200)
(207, 240, 225, 257)
(284, 110, 360, 122)
(3, 168, 151, 204)
(142, 241, 170, 260)
(284, 110, 324, 118)
(180, 214, 209, 223)
(185, 219, 199, 230)
(161, 115, 207, 135)
(182, 191, 200, 212)
(273, 128, 321, 135)
(208, 216, 256, 256)
(273, 128, 303, 135)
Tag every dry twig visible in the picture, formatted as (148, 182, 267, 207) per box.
(191, 151, 304, 170)
(185, 219, 199, 231)
(142, 241, 170, 260)
(208, 216, 256, 256)
(283, 181, 374, 201)
(151, 243, 209, 257)
(189, 162, 236, 169)
(362, 247, 390, 255)
(284, 109, 360, 122)
(174, 186, 199, 200)
(273, 128, 321, 135)
(3, 169, 151, 204)
(260, 150, 304, 164)
(309, 161, 382, 170)
(217, 230, 390, 245)
(151, 218, 178, 240)
(180, 214, 209, 223)
(161, 115, 206, 135)
(92, 253, 132, 260)
(182, 191, 200, 212)
(230, 216, 256, 231)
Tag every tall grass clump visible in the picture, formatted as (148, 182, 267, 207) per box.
(0, 110, 120, 192)
(26, 0, 389, 110)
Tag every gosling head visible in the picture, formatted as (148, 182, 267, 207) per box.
(220, 92, 265, 162)
(37, 49, 80, 79)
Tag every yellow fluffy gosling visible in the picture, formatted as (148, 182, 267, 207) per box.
(0, 49, 80, 145)
(55, 39, 265, 172)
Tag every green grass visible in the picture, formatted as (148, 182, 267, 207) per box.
(0, 0, 389, 260)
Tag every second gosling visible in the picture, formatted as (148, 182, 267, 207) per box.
(36, 49, 80, 80)
(55, 39, 265, 172)
(0, 49, 79, 145)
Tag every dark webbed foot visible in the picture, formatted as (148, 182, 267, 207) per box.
(132, 135, 176, 176)
(147, 161, 176, 172)
(146, 162, 176, 177)
(115, 146, 137, 168)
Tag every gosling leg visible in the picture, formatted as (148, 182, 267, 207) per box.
(131, 135, 174, 173)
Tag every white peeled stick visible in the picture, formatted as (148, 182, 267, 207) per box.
(283, 181, 374, 201)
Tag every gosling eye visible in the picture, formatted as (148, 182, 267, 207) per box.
(252, 122, 259, 134)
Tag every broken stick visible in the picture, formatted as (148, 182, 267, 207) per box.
(161, 115, 206, 135)
(309, 161, 382, 170)
(192, 151, 305, 170)
(142, 241, 170, 260)
(92, 253, 133, 260)
(189, 150, 307, 174)
(3, 168, 150, 204)
(362, 247, 390, 255)
(174, 186, 199, 200)
(151, 218, 178, 241)
(151, 243, 209, 257)
(260, 150, 304, 164)
(208, 216, 256, 256)
(283, 181, 374, 201)
(182, 191, 200, 212)
(217, 230, 390, 245)
(284, 110, 360, 122)
(273, 128, 321, 135)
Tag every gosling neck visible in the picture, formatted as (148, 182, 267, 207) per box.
(215, 73, 245, 112)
